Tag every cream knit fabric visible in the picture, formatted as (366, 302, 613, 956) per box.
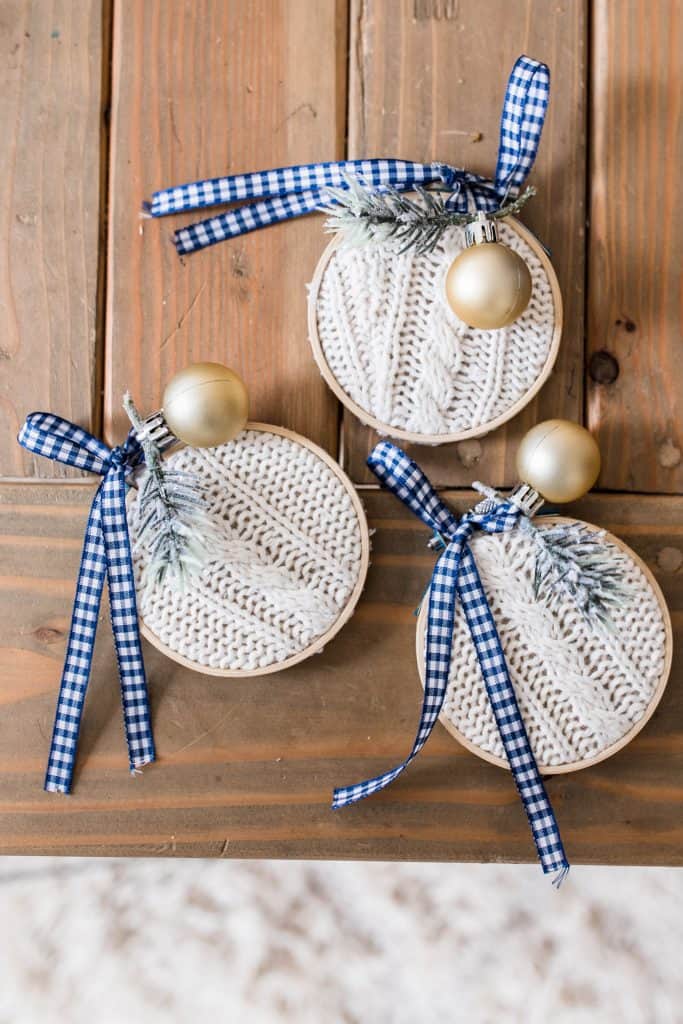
(312, 221, 556, 437)
(433, 525, 667, 768)
(129, 430, 365, 672)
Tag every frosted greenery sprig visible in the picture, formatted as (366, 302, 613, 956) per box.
(518, 518, 632, 631)
(321, 175, 536, 255)
(471, 482, 631, 631)
(123, 393, 215, 595)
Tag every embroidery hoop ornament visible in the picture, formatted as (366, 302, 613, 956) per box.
(416, 518, 672, 772)
(129, 421, 370, 678)
(415, 422, 673, 772)
(307, 213, 562, 445)
(142, 59, 556, 448)
(332, 424, 672, 883)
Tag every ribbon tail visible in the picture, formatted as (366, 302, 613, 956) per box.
(101, 468, 155, 774)
(149, 159, 451, 218)
(333, 539, 464, 808)
(149, 158, 499, 256)
(173, 188, 326, 255)
(458, 548, 569, 880)
(44, 489, 108, 794)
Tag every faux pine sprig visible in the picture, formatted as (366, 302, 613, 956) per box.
(519, 518, 632, 631)
(472, 482, 631, 631)
(321, 175, 535, 255)
(123, 393, 215, 595)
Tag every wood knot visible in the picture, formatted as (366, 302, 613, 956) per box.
(588, 350, 619, 385)
(656, 547, 683, 573)
(456, 439, 482, 469)
(231, 250, 249, 278)
(34, 626, 64, 645)
(657, 438, 681, 469)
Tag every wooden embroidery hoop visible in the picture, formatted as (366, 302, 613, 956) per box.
(130, 422, 370, 678)
(308, 214, 563, 445)
(414, 517, 673, 773)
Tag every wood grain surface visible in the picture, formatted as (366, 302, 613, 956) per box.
(105, 0, 347, 452)
(587, 0, 683, 492)
(0, 0, 104, 477)
(343, 0, 587, 485)
(1, 1, 681, 864)
(0, 485, 681, 863)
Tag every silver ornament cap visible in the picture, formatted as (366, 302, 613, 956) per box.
(464, 210, 498, 247)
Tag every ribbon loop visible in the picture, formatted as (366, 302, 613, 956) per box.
(18, 414, 154, 793)
(367, 440, 460, 538)
(19, 412, 112, 475)
(145, 55, 549, 255)
(495, 55, 551, 195)
(334, 442, 569, 884)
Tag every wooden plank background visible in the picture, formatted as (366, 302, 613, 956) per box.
(344, 0, 587, 486)
(105, 0, 347, 452)
(0, 0, 103, 477)
(0, 486, 681, 861)
(0, 0, 681, 863)
(587, 0, 683, 493)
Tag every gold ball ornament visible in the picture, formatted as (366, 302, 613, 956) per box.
(445, 240, 532, 330)
(444, 212, 532, 330)
(162, 362, 249, 447)
(516, 419, 601, 504)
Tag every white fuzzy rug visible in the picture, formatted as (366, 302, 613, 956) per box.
(1, 859, 681, 1023)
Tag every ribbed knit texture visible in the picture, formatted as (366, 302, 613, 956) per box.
(313, 221, 555, 437)
(433, 526, 667, 768)
(129, 431, 364, 672)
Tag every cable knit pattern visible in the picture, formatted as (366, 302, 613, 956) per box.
(313, 220, 556, 437)
(128, 430, 364, 672)
(435, 525, 668, 768)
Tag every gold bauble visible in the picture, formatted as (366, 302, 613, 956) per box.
(445, 242, 532, 329)
(516, 419, 601, 503)
(162, 362, 248, 447)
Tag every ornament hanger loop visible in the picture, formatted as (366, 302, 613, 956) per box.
(144, 56, 549, 256)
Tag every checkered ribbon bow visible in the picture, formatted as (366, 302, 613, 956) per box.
(146, 55, 549, 255)
(333, 442, 569, 884)
(18, 413, 155, 794)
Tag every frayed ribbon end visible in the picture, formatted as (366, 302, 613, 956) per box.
(44, 781, 70, 795)
(130, 755, 155, 778)
(552, 864, 570, 889)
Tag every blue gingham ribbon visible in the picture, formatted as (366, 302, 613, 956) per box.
(146, 55, 549, 255)
(18, 413, 155, 794)
(334, 442, 569, 884)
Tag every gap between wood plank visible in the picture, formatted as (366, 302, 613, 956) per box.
(92, 0, 115, 439)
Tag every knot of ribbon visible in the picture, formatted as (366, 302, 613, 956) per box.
(18, 412, 155, 794)
(333, 442, 569, 885)
(145, 55, 549, 256)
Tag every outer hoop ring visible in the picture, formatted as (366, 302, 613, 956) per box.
(308, 214, 563, 445)
(132, 422, 370, 678)
(415, 517, 673, 773)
